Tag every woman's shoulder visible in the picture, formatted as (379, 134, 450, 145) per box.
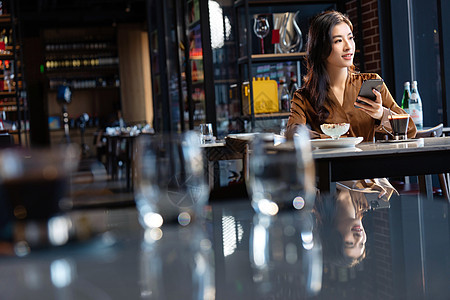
(293, 86, 309, 101)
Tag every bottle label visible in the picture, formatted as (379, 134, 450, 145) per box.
(410, 107, 423, 126)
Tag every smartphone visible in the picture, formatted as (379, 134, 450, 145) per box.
(355, 78, 384, 105)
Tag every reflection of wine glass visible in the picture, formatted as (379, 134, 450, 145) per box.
(140, 224, 214, 299)
(249, 212, 322, 298)
(253, 16, 270, 54)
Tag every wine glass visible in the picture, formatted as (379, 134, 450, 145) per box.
(134, 131, 209, 229)
(199, 123, 213, 144)
(253, 16, 270, 54)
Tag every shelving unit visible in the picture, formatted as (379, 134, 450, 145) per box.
(0, 0, 29, 145)
(234, 0, 337, 129)
(42, 27, 121, 148)
(147, 0, 242, 137)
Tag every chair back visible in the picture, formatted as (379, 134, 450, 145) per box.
(415, 123, 444, 138)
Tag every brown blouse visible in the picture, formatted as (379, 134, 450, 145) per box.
(286, 72, 417, 141)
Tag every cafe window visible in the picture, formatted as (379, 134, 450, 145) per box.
(389, 0, 449, 127)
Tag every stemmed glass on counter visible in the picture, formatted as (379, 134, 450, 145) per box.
(247, 126, 316, 216)
(134, 131, 209, 230)
(253, 16, 270, 54)
(135, 131, 214, 298)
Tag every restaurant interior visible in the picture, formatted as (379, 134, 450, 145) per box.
(0, 0, 449, 299)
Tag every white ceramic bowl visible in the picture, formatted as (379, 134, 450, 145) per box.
(320, 123, 350, 139)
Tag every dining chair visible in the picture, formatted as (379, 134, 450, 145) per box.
(415, 124, 449, 201)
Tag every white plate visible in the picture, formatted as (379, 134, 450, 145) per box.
(310, 137, 363, 149)
(227, 133, 256, 140)
(227, 133, 276, 141)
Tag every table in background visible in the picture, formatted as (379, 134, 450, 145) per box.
(201, 137, 249, 189)
(313, 136, 450, 200)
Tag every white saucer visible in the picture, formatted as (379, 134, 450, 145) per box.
(377, 138, 421, 143)
(310, 137, 363, 149)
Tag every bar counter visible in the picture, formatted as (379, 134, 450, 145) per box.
(0, 192, 448, 299)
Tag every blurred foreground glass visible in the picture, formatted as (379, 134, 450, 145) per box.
(0, 145, 80, 230)
(135, 132, 209, 229)
(250, 211, 322, 297)
(247, 127, 315, 215)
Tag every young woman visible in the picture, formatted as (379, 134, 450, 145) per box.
(286, 10, 416, 141)
(287, 10, 415, 266)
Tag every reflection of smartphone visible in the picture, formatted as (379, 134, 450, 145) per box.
(356, 78, 384, 105)
(365, 193, 390, 210)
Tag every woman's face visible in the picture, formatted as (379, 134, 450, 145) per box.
(326, 22, 355, 69)
(337, 217, 367, 259)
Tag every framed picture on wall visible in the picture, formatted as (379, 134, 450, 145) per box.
(48, 116, 62, 130)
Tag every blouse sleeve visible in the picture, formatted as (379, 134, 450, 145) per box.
(286, 91, 324, 139)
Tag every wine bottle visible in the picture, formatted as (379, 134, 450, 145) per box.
(409, 80, 423, 130)
(288, 75, 299, 100)
(278, 77, 290, 112)
(401, 81, 410, 114)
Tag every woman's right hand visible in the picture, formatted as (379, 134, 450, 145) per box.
(354, 89, 384, 120)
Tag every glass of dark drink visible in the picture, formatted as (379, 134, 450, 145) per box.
(388, 114, 410, 140)
(0, 145, 80, 227)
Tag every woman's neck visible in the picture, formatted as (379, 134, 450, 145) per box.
(336, 191, 357, 219)
(327, 66, 348, 89)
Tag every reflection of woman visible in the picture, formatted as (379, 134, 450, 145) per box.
(314, 191, 368, 267)
(286, 11, 416, 204)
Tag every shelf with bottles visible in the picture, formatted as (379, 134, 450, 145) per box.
(44, 41, 117, 54)
(48, 76, 120, 91)
(0, 80, 23, 96)
(235, 0, 336, 128)
(45, 56, 119, 72)
(0, 14, 11, 24)
(0, 117, 29, 134)
(236, 2, 334, 57)
(0, 103, 20, 111)
(0, 0, 29, 145)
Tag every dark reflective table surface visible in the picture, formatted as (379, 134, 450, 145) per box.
(0, 194, 448, 300)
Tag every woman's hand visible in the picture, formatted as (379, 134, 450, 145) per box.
(354, 89, 384, 120)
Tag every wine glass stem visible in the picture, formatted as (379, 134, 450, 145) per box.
(260, 38, 265, 54)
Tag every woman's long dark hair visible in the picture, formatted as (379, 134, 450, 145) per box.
(303, 11, 354, 121)
(313, 193, 366, 268)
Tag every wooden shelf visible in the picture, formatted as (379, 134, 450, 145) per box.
(0, 91, 16, 97)
(238, 52, 306, 64)
(254, 112, 290, 120)
(0, 14, 12, 23)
